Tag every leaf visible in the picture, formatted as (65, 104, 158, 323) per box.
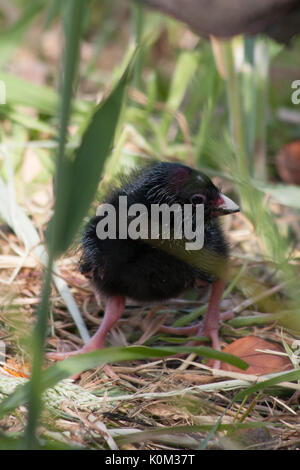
(161, 50, 199, 137)
(0, 106, 55, 134)
(220, 336, 292, 375)
(49, 69, 129, 256)
(275, 140, 300, 186)
(0, 71, 89, 116)
(115, 422, 267, 446)
(234, 369, 300, 401)
(254, 181, 300, 209)
(0, 345, 248, 416)
(24, 0, 87, 449)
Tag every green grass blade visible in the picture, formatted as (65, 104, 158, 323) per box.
(115, 421, 267, 447)
(0, 71, 89, 115)
(161, 51, 199, 138)
(254, 181, 300, 209)
(24, 0, 86, 449)
(24, 259, 54, 449)
(234, 369, 300, 402)
(51, 69, 129, 256)
(0, 106, 56, 134)
(0, 345, 247, 417)
(49, 0, 86, 256)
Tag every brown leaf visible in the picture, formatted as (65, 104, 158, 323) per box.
(276, 140, 300, 185)
(220, 336, 292, 375)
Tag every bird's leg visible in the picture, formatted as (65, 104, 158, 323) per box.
(196, 279, 225, 350)
(159, 279, 232, 338)
(159, 324, 200, 335)
(47, 295, 126, 361)
(158, 278, 208, 336)
(192, 279, 226, 369)
(159, 280, 233, 368)
(159, 310, 233, 336)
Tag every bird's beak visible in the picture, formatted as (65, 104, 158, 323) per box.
(213, 194, 240, 216)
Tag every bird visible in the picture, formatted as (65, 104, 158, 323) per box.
(139, 0, 300, 44)
(47, 161, 239, 364)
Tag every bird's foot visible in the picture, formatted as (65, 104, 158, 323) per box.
(47, 296, 125, 380)
(187, 327, 221, 369)
(46, 344, 118, 381)
(46, 340, 106, 380)
(159, 324, 200, 336)
(159, 310, 233, 337)
(46, 350, 86, 381)
(46, 348, 86, 361)
(159, 310, 234, 369)
(46, 336, 106, 361)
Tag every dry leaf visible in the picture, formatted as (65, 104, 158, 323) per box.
(220, 336, 292, 375)
(276, 140, 300, 185)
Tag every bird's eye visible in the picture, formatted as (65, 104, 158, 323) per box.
(190, 194, 207, 205)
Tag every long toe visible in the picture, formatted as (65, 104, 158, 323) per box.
(46, 349, 83, 361)
(159, 323, 201, 336)
(159, 311, 233, 337)
(198, 327, 222, 369)
(46, 342, 101, 361)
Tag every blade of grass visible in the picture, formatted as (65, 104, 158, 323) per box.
(198, 397, 235, 450)
(24, 0, 86, 449)
(254, 181, 300, 209)
(0, 106, 56, 135)
(160, 51, 199, 139)
(115, 421, 267, 446)
(51, 69, 129, 256)
(24, 252, 54, 449)
(0, 345, 248, 418)
(49, 0, 85, 255)
(0, 71, 89, 115)
(234, 369, 300, 402)
(131, 2, 144, 90)
(253, 39, 269, 180)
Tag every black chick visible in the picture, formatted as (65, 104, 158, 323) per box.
(48, 162, 239, 362)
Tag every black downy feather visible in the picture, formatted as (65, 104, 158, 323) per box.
(80, 162, 229, 302)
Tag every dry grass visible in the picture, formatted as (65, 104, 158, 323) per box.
(0, 1, 299, 450)
(0, 188, 299, 450)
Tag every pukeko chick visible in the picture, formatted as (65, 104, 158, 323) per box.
(48, 162, 239, 362)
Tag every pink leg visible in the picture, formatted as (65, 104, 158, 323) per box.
(159, 279, 232, 340)
(159, 311, 232, 336)
(196, 279, 225, 349)
(47, 296, 126, 361)
(159, 324, 200, 335)
(160, 280, 230, 368)
(194, 279, 226, 368)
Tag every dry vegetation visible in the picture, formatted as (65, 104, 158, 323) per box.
(0, 0, 300, 450)
(0, 166, 300, 450)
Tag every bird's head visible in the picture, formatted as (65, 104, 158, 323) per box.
(145, 162, 240, 218)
